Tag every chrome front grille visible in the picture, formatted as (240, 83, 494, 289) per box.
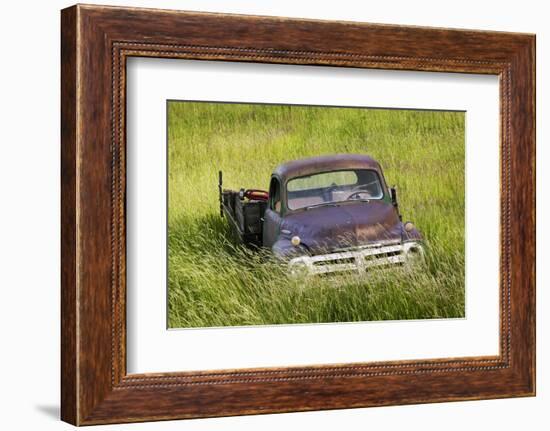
(289, 242, 423, 275)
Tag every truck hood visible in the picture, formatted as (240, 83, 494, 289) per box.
(280, 201, 403, 254)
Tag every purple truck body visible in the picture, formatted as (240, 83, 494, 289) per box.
(220, 154, 423, 274)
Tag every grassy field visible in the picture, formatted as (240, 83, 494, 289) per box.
(167, 101, 465, 328)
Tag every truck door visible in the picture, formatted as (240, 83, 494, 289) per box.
(263, 177, 282, 248)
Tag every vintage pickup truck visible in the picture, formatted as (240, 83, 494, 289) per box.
(219, 154, 423, 275)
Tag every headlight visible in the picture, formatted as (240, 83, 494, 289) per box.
(291, 236, 301, 246)
(404, 221, 415, 232)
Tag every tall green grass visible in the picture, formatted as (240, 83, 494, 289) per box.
(168, 102, 465, 328)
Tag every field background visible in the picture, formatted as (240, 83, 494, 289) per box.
(168, 101, 465, 328)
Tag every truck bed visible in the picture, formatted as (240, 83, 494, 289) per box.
(221, 189, 267, 246)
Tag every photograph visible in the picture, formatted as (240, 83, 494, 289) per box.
(167, 101, 466, 328)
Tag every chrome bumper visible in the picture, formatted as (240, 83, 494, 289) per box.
(288, 242, 423, 275)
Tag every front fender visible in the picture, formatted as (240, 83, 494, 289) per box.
(272, 238, 309, 260)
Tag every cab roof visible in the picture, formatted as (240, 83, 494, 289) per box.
(273, 154, 382, 182)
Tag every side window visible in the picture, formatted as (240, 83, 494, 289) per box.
(269, 177, 281, 213)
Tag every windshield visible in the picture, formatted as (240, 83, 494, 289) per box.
(286, 169, 384, 211)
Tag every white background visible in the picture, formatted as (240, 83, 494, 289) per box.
(127, 60, 500, 373)
(0, 0, 546, 430)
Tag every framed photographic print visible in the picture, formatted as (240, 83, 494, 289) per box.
(61, 4, 535, 425)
